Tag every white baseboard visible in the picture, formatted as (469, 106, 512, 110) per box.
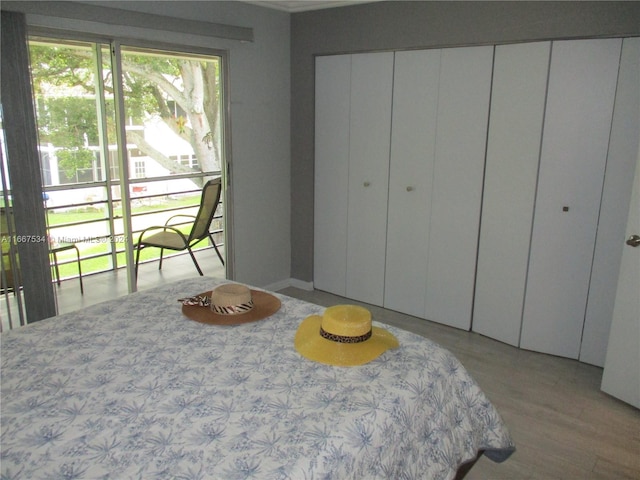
(263, 278, 314, 292)
(288, 278, 314, 291)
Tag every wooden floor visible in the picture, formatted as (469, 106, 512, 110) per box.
(6, 265, 639, 479)
(278, 287, 640, 480)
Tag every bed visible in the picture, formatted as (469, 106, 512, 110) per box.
(1, 277, 514, 479)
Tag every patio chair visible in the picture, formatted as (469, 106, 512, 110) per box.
(134, 177, 225, 279)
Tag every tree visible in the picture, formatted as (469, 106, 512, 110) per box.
(34, 95, 97, 181)
(30, 42, 222, 185)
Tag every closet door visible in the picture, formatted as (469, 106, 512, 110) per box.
(581, 37, 640, 367)
(384, 49, 440, 317)
(314, 55, 351, 296)
(601, 38, 640, 408)
(345, 52, 394, 305)
(601, 94, 640, 408)
(423, 46, 493, 329)
(473, 42, 550, 346)
(313, 52, 394, 304)
(520, 39, 622, 358)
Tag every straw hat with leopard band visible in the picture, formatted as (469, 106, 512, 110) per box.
(294, 305, 399, 366)
(181, 283, 281, 325)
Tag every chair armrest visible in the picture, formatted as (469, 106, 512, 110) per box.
(164, 214, 196, 227)
(137, 225, 189, 245)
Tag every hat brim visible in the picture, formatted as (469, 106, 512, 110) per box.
(182, 290, 281, 325)
(294, 315, 399, 367)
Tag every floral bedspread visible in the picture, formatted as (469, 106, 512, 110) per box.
(1, 277, 514, 479)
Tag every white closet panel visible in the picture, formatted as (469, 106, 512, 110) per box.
(520, 39, 622, 358)
(424, 46, 493, 330)
(473, 42, 550, 346)
(345, 52, 394, 305)
(314, 55, 351, 296)
(384, 49, 440, 317)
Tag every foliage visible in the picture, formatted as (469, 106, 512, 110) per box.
(56, 148, 95, 179)
(30, 45, 95, 94)
(36, 96, 100, 146)
(29, 41, 222, 179)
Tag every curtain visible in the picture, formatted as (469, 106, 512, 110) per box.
(1, 10, 56, 323)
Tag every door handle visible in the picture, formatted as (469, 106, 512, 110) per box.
(626, 234, 640, 247)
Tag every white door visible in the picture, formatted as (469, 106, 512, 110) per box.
(314, 55, 351, 296)
(384, 49, 440, 317)
(345, 52, 394, 305)
(520, 39, 622, 358)
(601, 38, 640, 408)
(601, 145, 640, 408)
(473, 42, 550, 346)
(581, 37, 640, 366)
(423, 46, 493, 330)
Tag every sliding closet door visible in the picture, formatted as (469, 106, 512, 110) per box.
(520, 39, 622, 358)
(345, 52, 394, 305)
(423, 46, 493, 329)
(473, 42, 550, 346)
(384, 49, 440, 317)
(314, 55, 351, 296)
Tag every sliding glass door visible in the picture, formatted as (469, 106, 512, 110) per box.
(31, 40, 120, 278)
(29, 37, 227, 296)
(117, 46, 226, 289)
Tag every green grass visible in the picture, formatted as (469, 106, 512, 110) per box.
(47, 194, 201, 226)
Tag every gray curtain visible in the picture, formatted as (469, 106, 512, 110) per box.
(1, 10, 57, 322)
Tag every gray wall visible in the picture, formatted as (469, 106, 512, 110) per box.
(95, 1, 293, 289)
(290, 1, 640, 282)
(3, 1, 292, 289)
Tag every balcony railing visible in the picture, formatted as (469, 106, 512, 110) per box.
(1, 177, 225, 331)
(46, 183, 224, 281)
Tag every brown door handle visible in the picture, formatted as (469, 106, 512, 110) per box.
(626, 234, 640, 247)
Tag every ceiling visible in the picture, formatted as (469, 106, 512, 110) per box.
(243, 1, 381, 13)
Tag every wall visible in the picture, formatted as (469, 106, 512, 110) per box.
(2, 0, 291, 289)
(290, 1, 640, 282)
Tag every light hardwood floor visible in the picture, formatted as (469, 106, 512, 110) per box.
(278, 287, 640, 480)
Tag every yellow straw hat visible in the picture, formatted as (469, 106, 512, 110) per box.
(294, 305, 399, 366)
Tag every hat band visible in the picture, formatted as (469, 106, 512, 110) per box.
(211, 300, 254, 315)
(320, 327, 372, 344)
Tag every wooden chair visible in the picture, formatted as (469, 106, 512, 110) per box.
(134, 178, 224, 279)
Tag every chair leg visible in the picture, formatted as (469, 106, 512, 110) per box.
(158, 248, 164, 270)
(72, 245, 84, 294)
(187, 248, 204, 276)
(134, 244, 142, 281)
(208, 234, 225, 266)
(51, 251, 61, 286)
